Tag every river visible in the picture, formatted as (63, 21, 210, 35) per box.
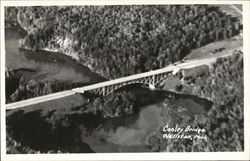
(5, 27, 212, 153)
(81, 103, 165, 152)
(80, 87, 212, 152)
(5, 27, 105, 84)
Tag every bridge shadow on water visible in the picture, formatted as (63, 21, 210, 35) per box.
(102, 83, 213, 113)
(6, 83, 213, 153)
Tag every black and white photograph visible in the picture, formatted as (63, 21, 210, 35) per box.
(1, 0, 249, 160)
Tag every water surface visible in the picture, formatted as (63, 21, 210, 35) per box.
(5, 27, 105, 84)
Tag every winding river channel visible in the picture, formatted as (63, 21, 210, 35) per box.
(5, 27, 104, 84)
(6, 27, 212, 153)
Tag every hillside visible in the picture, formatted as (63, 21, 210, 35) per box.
(149, 51, 244, 151)
(5, 5, 242, 79)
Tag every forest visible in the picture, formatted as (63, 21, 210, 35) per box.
(6, 5, 241, 79)
(5, 68, 87, 103)
(146, 51, 244, 152)
(5, 5, 243, 153)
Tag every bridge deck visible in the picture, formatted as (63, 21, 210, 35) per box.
(5, 52, 234, 110)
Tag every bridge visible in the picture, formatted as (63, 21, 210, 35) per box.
(5, 51, 236, 110)
(80, 72, 171, 96)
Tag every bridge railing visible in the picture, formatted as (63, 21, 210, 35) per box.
(6, 53, 234, 110)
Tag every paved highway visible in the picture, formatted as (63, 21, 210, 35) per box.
(5, 51, 239, 110)
(231, 4, 243, 15)
(5, 4, 243, 110)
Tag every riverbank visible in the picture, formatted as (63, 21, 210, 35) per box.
(5, 26, 244, 152)
(5, 26, 107, 104)
(18, 45, 97, 75)
(13, 5, 242, 79)
(5, 68, 92, 104)
(5, 43, 243, 153)
(147, 51, 244, 152)
(6, 83, 213, 153)
(5, 5, 244, 153)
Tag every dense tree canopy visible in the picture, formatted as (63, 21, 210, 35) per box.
(5, 5, 243, 153)
(146, 51, 244, 152)
(92, 91, 137, 118)
(7, 5, 241, 79)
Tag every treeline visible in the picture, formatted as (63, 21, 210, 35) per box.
(146, 51, 244, 151)
(7, 5, 241, 79)
(192, 51, 243, 151)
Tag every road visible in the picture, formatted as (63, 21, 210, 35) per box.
(231, 4, 243, 15)
(5, 51, 239, 110)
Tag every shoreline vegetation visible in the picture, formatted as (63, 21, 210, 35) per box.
(7, 5, 241, 79)
(145, 52, 243, 152)
(5, 5, 243, 153)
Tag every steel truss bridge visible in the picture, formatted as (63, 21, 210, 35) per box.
(5, 52, 235, 110)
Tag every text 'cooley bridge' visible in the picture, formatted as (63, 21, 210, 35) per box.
(6, 53, 232, 110)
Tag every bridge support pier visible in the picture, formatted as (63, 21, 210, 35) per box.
(152, 75, 155, 87)
(102, 87, 106, 96)
(149, 83, 156, 90)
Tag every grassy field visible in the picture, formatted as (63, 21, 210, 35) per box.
(184, 33, 242, 60)
(183, 4, 243, 60)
